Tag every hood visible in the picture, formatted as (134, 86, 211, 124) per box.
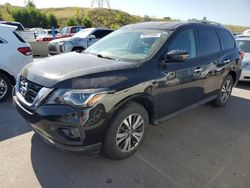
(21, 52, 138, 88)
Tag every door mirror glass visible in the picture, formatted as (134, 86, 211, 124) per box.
(165, 50, 189, 62)
(88, 35, 96, 40)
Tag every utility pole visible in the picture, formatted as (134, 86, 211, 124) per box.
(91, 0, 110, 8)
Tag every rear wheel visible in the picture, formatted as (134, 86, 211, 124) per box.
(103, 102, 148, 160)
(212, 75, 233, 107)
(0, 73, 12, 102)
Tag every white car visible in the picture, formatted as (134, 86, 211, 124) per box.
(48, 28, 114, 55)
(0, 21, 36, 43)
(236, 37, 250, 82)
(0, 24, 33, 101)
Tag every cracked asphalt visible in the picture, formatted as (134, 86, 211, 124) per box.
(0, 82, 250, 188)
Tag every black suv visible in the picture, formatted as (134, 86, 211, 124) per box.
(13, 21, 242, 159)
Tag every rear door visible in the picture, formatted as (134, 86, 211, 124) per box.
(197, 27, 231, 98)
(158, 28, 204, 118)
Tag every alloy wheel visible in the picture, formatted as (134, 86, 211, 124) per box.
(116, 114, 145, 153)
(220, 80, 232, 103)
(0, 77, 7, 99)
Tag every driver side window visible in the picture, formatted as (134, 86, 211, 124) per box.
(168, 29, 197, 58)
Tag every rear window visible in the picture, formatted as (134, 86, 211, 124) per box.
(13, 31, 26, 43)
(2, 22, 24, 31)
(237, 40, 250, 53)
(198, 28, 221, 56)
(71, 27, 83, 33)
(217, 30, 235, 50)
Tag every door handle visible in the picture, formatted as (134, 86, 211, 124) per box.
(194, 67, 202, 73)
(223, 59, 231, 63)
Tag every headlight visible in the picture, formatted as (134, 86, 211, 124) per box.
(47, 89, 108, 107)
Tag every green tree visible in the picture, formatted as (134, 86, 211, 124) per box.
(82, 17, 92, 27)
(47, 14, 58, 28)
(25, 0, 36, 8)
(66, 17, 76, 26)
(11, 7, 50, 28)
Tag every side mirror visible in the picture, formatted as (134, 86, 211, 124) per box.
(165, 50, 189, 62)
(88, 35, 96, 40)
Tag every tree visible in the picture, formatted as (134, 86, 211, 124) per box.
(143, 15, 151, 22)
(25, 0, 36, 8)
(47, 14, 58, 28)
(66, 17, 76, 26)
(0, 12, 2, 20)
(82, 17, 92, 27)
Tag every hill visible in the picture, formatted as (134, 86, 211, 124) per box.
(0, 4, 249, 32)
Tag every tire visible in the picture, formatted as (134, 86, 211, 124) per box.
(212, 75, 233, 108)
(0, 73, 12, 102)
(103, 102, 149, 160)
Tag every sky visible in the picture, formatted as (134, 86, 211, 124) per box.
(0, 0, 250, 26)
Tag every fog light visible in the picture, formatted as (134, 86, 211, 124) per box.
(61, 128, 80, 139)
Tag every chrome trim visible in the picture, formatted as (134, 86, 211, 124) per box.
(15, 75, 53, 110)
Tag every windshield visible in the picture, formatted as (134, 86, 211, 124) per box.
(73, 28, 95, 38)
(237, 40, 250, 53)
(85, 28, 171, 62)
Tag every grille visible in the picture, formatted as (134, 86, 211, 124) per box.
(244, 77, 250, 79)
(19, 76, 42, 104)
(48, 45, 57, 52)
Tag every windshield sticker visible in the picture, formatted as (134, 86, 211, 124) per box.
(140, 33, 162, 38)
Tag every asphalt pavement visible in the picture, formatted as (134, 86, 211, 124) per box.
(0, 82, 250, 188)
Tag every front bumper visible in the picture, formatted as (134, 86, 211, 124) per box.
(13, 92, 107, 153)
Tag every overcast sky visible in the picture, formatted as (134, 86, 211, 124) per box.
(0, 0, 249, 26)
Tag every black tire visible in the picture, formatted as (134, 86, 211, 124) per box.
(72, 47, 84, 53)
(212, 75, 233, 108)
(103, 102, 149, 160)
(0, 73, 12, 102)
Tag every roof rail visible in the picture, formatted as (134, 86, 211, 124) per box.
(187, 18, 223, 27)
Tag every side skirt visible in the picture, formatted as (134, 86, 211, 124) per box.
(153, 95, 217, 125)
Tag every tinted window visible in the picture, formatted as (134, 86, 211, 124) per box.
(0, 39, 3, 43)
(2, 22, 24, 31)
(237, 40, 250, 53)
(168, 29, 197, 58)
(92, 30, 114, 39)
(198, 28, 221, 56)
(217, 30, 235, 50)
(71, 27, 83, 33)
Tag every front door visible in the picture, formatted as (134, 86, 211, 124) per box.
(158, 29, 203, 118)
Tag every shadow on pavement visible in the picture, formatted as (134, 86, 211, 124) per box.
(236, 82, 250, 90)
(30, 95, 250, 188)
(0, 99, 31, 141)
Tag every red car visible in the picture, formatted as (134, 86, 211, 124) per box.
(56, 26, 85, 38)
(36, 26, 85, 42)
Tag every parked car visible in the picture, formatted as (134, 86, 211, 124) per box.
(36, 29, 60, 42)
(13, 21, 242, 159)
(48, 28, 114, 55)
(56, 26, 85, 38)
(0, 21, 36, 42)
(236, 37, 250, 81)
(0, 24, 33, 101)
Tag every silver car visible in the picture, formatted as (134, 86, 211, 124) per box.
(48, 28, 114, 55)
(236, 37, 250, 82)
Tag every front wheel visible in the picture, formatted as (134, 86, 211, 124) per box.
(0, 73, 12, 102)
(212, 75, 233, 107)
(103, 102, 149, 160)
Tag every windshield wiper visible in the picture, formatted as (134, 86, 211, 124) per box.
(97, 54, 119, 61)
